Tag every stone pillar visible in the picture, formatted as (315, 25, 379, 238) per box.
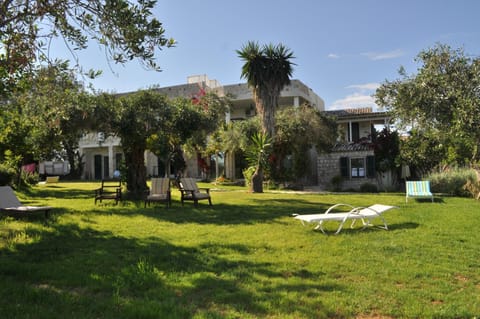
(293, 96, 300, 107)
(225, 151, 235, 180)
(348, 121, 353, 142)
(225, 110, 231, 123)
(108, 145, 114, 178)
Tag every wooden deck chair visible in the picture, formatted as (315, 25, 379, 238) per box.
(294, 203, 397, 234)
(94, 179, 122, 205)
(0, 186, 52, 218)
(179, 178, 212, 206)
(145, 178, 171, 208)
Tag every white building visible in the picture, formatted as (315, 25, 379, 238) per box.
(78, 75, 325, 181)
(78, 75, 392, 190)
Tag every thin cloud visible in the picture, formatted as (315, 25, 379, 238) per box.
(328, 93, 378, 111)
(346, 83, 380, 91)
(327, 53, 340, 59)
(362, 49, 405, 60)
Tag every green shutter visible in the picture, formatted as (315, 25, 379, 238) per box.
(366, 156, 375, 178)
(340, 157, 349, 178)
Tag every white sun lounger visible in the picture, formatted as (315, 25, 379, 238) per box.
(0, 186, 52, 218)
(294, 203, 397, 234)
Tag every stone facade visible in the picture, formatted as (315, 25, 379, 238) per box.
(317, 149, 376, 191)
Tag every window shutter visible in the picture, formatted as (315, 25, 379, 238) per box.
(366, 156, 375, 178)
(340, 157, 349, 178)
(352, 122, 360, 142)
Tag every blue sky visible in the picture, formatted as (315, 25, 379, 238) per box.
(71, 0, 480, 110)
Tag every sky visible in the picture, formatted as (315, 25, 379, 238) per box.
(66, 0, 480, 110)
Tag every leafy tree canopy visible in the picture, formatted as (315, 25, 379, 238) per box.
(103, 90, 171, 196)
(0, 62, 92, 178)
(212, 105, 337, 185)
(273, 105, 337, 182)
(375, 44, 480, 169)
(91, 90, 227, 196)
(0, 0, 175, 96)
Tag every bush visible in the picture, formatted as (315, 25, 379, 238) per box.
(0, 164, 16, 186)
(242, 166, 256, 188)
(360, 182, 378, 193)
(329, 175, 343, 192)
(21, 171, 40, 186)
(427, 168, 477, 197)
(464, 171, 480, 199)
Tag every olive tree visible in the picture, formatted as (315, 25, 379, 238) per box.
(376, 44, 480, 171)
(0, 0, 175, 96)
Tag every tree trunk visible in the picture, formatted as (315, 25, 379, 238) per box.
(124, 146, 147, 199)
(262, 93, 277, 138)
(254, 87, 279, 138)
(251, 166, 264, 193)
(64, 145, 83, 179)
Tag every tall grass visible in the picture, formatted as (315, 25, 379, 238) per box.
(428, 167, 478, 197)
(0, 182, 479, 318)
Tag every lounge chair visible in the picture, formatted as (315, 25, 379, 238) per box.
(179, 178, 212, 206)
(294, 203, 397, 234)
(39, 176, 60, 185)
(145, 178, 171, 208)
(406, 181, 434, 202)
(94, 179, 122, 205)
(0, 186, 53, 218)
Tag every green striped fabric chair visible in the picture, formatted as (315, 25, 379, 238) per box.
(406, 181, 434, 203)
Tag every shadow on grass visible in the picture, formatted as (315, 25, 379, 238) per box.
(18, 184, 405, 226)
(19, 186, 97, 200)
(0, 222, 340, 318)
(313, 221, 421, 236)
(84, 198, 339, 226)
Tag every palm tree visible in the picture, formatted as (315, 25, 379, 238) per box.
(237, 41, 295, 138)
(237, 41, 294, 192)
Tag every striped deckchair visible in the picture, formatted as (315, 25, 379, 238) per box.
(406, 181, 434, 203)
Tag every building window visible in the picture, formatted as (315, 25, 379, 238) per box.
(366, 155, 375, 178)
(351, 158, 365, 178)
(340, 157, 349, 178)
(339, 155, 376, 179)
(347, 122, 360, 142)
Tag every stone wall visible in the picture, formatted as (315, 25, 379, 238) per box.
(317, 150, 376, 191)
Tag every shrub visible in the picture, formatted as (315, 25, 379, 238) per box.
(463, 170, 480, 199)
(329, 175, 343, 192)
(21, 171, 40, 186)
(360, 182, 378, 193)
(427, 167, 477, 197)
(0, 164, 16, 186)
(242, 166, 256, 188)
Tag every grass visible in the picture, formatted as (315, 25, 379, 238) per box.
(0, 182, 479, 318)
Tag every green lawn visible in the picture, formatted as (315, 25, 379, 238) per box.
(1, 182, 479, 318)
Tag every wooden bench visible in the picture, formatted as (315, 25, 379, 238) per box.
(94, 179, 122, 205)
(406, 181, 434, 203)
